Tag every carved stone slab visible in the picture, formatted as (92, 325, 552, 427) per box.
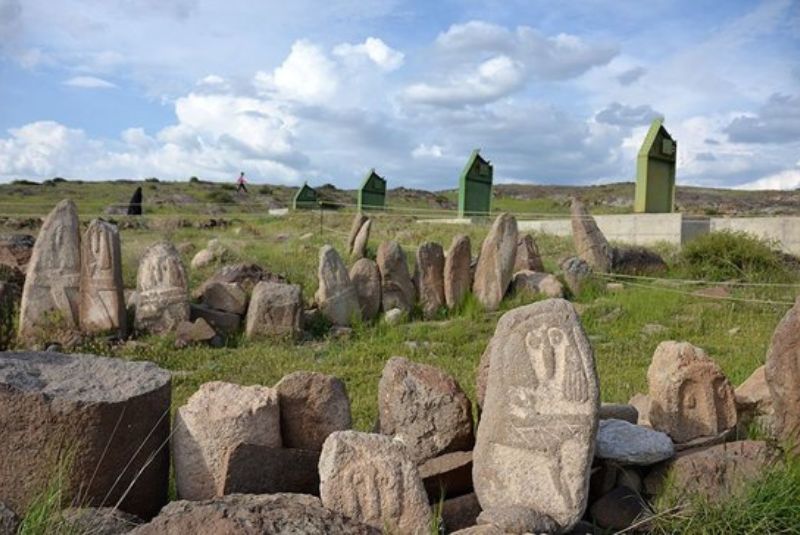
(376, 241, 415, 313)
(474, 298, 599, 531)
(80, 219, 126, 336)
(134, 242, 189, 335)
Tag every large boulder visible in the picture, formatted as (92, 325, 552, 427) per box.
(514, 234, 545, 273)
(349, 258, 381, 321)
(315, 245, 360, 327)
(134, 242, 190, 335)
(595, 419, 674, 465)
(765, 297, 800, 453)
(130, 493, 378, 535)
(472, 213, 518, 311)
(378, 357, 474, 463)
(474, 299, 599, 532)
(245, 281, 303, 339)
(0, 351, 171, 519)
(79, 219, 126, 337)
(275, 371, 352, 451)
(18, 200, 81, 342)
(376, 241, 415, 314)
(173, 381, 281, 500)
(201, 282, 247, 315)
(193, 263, 286, 299)
(647, 341, 737, 444)
(444, 235, 472, 310)
(414, 242, 446, 319)
(570, 198, 612, 273)
(319, 431, 432, 534)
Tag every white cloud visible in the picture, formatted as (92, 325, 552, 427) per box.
(254, 40, 338, 104)
(0, 121, 97, 178)
(333, 37, 404, 71)
(737, 168, 800, 190)
(63, 75, 116, 89)
(197, 74, 226, 86)
(411, 143, 443, 159)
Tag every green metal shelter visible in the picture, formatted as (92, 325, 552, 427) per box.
(357, 169, 386, 211)
(635, 118, 676, 213)
(292, 182, 318, 210)
(457, 149, 493, 218)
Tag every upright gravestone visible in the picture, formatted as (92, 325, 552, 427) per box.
(472, 213, 518, 312)
(474, 299, 599, 532)
(350, 219, 371, 260)
(134, 242, 190, 335)
(414, 242, 446, 319)
(457, 150, 493, 218)
(18, 199, 81, 342)
(635, 118, 676, 214)
(357, 169, 386, 211)
(444, 235, 471, 310)
(127, 187, 143, 216)
(570, 198, 612, 273)
(346, 213, 368, 256)
(376, 241, 415, 314)
(292, 183, 318, 210)
(315, 245, 361, 327)
(80, 219, 126, 336)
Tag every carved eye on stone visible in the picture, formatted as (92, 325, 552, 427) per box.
(685, 395, 696, 409)
(547, 328, 565, 347)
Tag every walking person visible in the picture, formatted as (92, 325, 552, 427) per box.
(236, 171, 248, 193)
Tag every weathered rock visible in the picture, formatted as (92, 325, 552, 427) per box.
(647, 341, 737, 443)
(444, 234, 472, 310)
(612, 246, 667, 275)
(19, 200, 81, 342)
(474, 299, 599, 531)
(349, 258, 381, 321)
(347, 213, 369, 256)
(570, 198, 612, 272)
(202, 281, 247, 315)
(319, 430, 432, 534)
(0, 502, 19, 535)
(0, 233, 34, 272)
(351, 219, 372, 260)
(0, 351, 171, 519)
(80, 219, 126, 336)
(61, 507, 143, 535)
(376, 241, 415, 313)
(0, 284, 16, 351)
(477, 506, 559, 534)
(175, 318, 217, 348)
(190, 303, 241, 335)
(765, 298, 800, 452)
(173, 381, 281, 500)
(193, 262, 286, 299)
(134, 242, 190, 335)
(589, 486, 645, 531)
(384, 307, 404, 325)
(560, 256, 591, 296)
(275, 371, 352, 451)
(472, 213, 518, 311)
(735, 365, 774, 436)
(644, 440, 777, 502)
(629, 393, 652, 426)
(130, 493, 378, 535)
(514, 234, 545, 273)
(599, 403, 638, 424)
(191, 248, 215, 269)
(315, 245, 360, 326)
(451, 525, 503, 535)
(617, 467, 643, 494)
(379, 357, 474, 463)
(440, 493, 482, 533)
(511, 270, 564, 298)
(596, 419, 674, 465)
(245, 281, 303, 339)
(222, 443, 320, 496)
(419, 450, 473, 501)
(414, 242, 446, 319)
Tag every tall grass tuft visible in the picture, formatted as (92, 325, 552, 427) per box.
(18, 450, 77, 535)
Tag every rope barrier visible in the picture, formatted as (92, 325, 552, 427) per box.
(597, 271, 800, 288)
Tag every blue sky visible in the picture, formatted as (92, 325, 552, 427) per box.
(0, 0, 798, 190)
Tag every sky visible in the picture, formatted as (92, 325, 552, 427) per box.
(0, 0, 799, 190)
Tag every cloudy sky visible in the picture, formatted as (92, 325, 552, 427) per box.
(0, 0, 798, 190)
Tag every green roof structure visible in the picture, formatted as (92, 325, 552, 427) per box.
(357, 169, 386, 211)
(635, 118, 676, 213)
(457, 149, 493, 218)
(292, 182, 318, 210)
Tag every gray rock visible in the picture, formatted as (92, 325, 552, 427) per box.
(511, 270, 564, 298)
(202, 281, 247, 315)
(79, 219, 126, 337)
(384, 307, 404, 325)
(629, 393, 652, 427)
(0, 502, 19, 535)
(560, 256, 591, 296)
(190, 303, 241, 335)
(514, 234, 545, 273)
(589, 486, 645, 531)
(413, 242, 446, 319)
(570, 198, 612, 272)
(245, 281, 303, 339)
(61, 507, 143, 535)
(596, 419, 674, 465)
(440, 493, 481, 533)
(134, 242, 190, 335)
(0, 233, 34, 272)
(222, 443, 320, 496)
(376, 241, 415, 313)
(419, 450, 473, 501)
(191, 248, 215, 269)
(474, 299, 599, 532)
(315, 245, 360, 326)
(444, 234, 472, 310)
(349, 258, 381, 321)
(599, 403, 639, 424)
(477, 505, 558, 534)
(472, 213, 518, 311)
(175, 318, 217, 348)
(765, 297, 800, 453)
(194, 262, 286, 299)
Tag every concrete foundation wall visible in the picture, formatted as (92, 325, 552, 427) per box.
(519, 213, 685, 246)
(710, 217, 800, 255)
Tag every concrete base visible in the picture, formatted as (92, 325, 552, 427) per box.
(710, 216, 800, 255)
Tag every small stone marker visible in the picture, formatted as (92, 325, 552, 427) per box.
(514, 234, 545, 272)
(245, 281, 302, 338)
(134, 242, 190, 335)
(201, 281, 247, 315)
(647, 341, 737, 443)
(472, 213, 518, 311)
(444, 234, 471, 310)
(474, 298, 599, 531)
(414, 242, 446, 319)
(79, 219, 126, 336)
(570, 198, 612, 272)
(319, 431, 432, 534)
(349, 258, 381, 320)
(765, 297, 800, 453)
(18, 200, 81, 341)
(376, 241, 415, 313)
(351, 219, 372, 260)
(315, 245, 361, 326)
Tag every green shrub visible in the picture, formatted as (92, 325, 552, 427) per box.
(189, 176, 199, 183)
(258, 185, 273, 195)
(679, 230, 790, 282)
(144, 177, 159, 183)
(206, 189, 234, 204)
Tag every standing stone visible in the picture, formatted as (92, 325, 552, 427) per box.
(0, 351, 171, 520)
(245, 281, 302, 339)
(319, 431, 432, 534)
(472, 213, 518, 312)
(765, 297, 800, 452)
(647, 341, 737, 443)
(173, 381, 281, 500)
(351, 219, 372, 260)
(201, 282, 247, 315)
(134, 242, 189, 335)
(127, 187, 143, 216)
(514, 234, 545, 273)
(275, 371, 352, 451)
(349, 258, 381, 321)
(570, 198, 612, 273)
(18, 200, 81, 342)
(376, 241, 415, 314)
(444, 235, 472, 310)
(414, 242, 446, 320)
(315, 245, 361, 326)
(347, 213, 369, 256)
(79, 219, 126, 336)
(378, 357, 474, 463)
(474, 299, 599, 531)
